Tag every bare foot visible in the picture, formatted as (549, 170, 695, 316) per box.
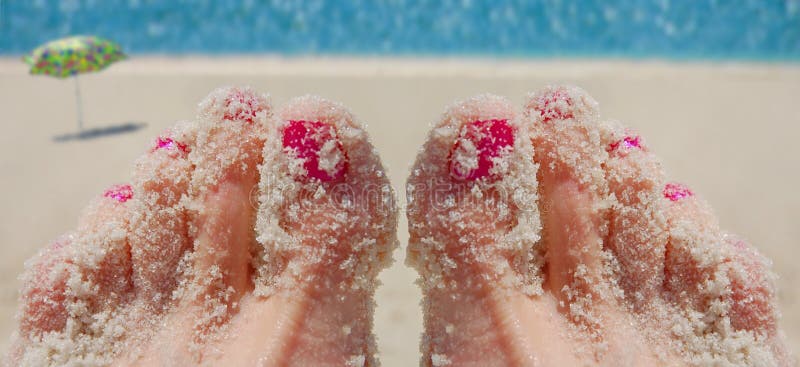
(406, 87, 793, 366)
(8, 87, 397, 366)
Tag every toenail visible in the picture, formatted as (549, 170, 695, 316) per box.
(449, 119, 514, 181)
(49, 236, 72, 252)
(222, 89, 265, 124)
(608, 135, 642, 153)
(152, 136, 189, 155)
(103, 184, 133, 203)
(664, 183, 693, 201)
(535, 89, 573, 123)
(282, 120, 348, 182)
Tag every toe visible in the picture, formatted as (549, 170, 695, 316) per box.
(722, 235, 777, 334)
(15, 185, 134, 363)
(185, 86, 270, 307)
(406, 94, 541, 291)
(242, 95, 397, 365)
(661, 185, 779, 335)
(661, 183, 724, 307)
(75, 185, 134, 305)
(257, 95, 397, 288)
(406, 95, 547, 365)
(523, 86, 611, 302)
(660, 184, 789, 363)
(19, 235, 73, 336)
(601, 125, 670, 307)
(129, 122, 196, 308)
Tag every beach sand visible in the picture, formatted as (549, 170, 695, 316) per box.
(0, 57, 798, 365)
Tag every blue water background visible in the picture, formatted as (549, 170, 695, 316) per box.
(1, 0, 799, 59)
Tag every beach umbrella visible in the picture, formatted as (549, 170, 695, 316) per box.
(23, 35, 126, 131)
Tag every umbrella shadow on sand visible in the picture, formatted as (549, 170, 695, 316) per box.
(52, 121, 147, 142)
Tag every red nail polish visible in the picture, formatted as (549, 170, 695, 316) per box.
(664, 183, 693, 202)
(153, 137, 189, 154)
(223, 89, 265, 124)
(535, 89, 573, 123)
(608, 135, 642, 153)
(104, 184, 133, 203)
(282, 120, 348, 182)
(449, 119, 514, 181)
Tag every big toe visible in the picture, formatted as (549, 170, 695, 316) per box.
(407, 94, 542, 291)
(257, 95, 397, 287)
(205, 95, 398, 366)
(407, 94, 550, 366)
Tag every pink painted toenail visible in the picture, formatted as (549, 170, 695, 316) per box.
(608, 135, 642, 153)
(731, 239, 749, 252)
(153, 137, 189, 154)
(103, 184, 133, 203)
(536, 89, 574, 123)
(49, 236, 71, 252)
(223, 89, 265, 124)
(664, 183, 693, 201)
(282, 120, 348, 182)
(449, 119, 515, 181)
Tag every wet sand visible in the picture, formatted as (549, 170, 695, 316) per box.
(0, 57, 798, 365)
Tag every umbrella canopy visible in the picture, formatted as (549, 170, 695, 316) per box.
(23, 35, 125, 78)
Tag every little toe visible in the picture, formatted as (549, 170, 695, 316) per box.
(14, 184, 135, 365)
(721, 235, 777, 334)
(664, 183, 777, 334)
(659, 184, 790, 364)
(720, 236, 793, 365)
(18, 235, 73, 337)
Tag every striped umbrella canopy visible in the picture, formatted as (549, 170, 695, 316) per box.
(23, 35, 126, 78)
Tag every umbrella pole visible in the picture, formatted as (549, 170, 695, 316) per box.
(74, 76, 83, 131)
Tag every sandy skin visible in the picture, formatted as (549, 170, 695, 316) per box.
(3, 83, 796, 366)
(8, 87, 397, 366)
(406, 87, 793, 366)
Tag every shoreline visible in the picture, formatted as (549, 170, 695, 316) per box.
(3, 56, 800, 78)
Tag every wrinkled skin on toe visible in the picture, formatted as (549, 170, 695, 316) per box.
(407, 86, 793, 366)
(8, 87, 397, 367)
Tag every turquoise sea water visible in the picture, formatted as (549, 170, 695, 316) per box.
(1, 0, 799, 59)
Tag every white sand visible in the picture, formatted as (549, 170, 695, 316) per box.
(0, 57, 798, 365)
